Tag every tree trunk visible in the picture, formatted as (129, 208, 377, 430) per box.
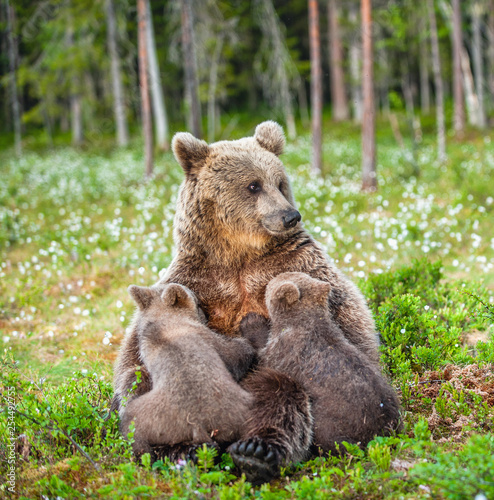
(208, 36, 223, 143)
(254, 0, 298, 139)
(106, 0, 129, 147)
(137, 0, 154, 178)
(419, 16, 431, 114)
(461, 44, 481, 126)
(438, 0, 480, 126)
(488, 0, 494, 111)
(427, 0, 446, 161)
(452, 0, 465, 133)
(327, 0, 349, 121)
(349, 4, 362, 122)
(67, 20, 83, 146)
(70, 93, 83, 146)
(181, 0, 202, 138)
(361, 0, 376, 191)
(308, 0, 322, 174)
(146, 0, 169, 150)
(297, 76, 310, 126)
(280, 65, 297, 140)
(472, 2, 486, 128)
(401, 65, 421, 177)
(5, 0, 21, 155)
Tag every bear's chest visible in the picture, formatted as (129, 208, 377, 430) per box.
(203, 269, 270, 335)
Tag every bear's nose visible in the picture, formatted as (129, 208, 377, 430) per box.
(282, 210, 302, 229)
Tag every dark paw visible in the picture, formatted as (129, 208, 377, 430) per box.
(228, 437, 281, 485)
(239, 313, 271, 351)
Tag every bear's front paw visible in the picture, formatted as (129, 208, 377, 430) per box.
(239, 313, 271, 351)
(228, 437, 281, 485)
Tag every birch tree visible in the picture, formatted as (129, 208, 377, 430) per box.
(471, 2, 486, 128)
(146, 0, 169, 150)
(418, 15, 431, 114)
(349, 3, 363, 122)
(4, 0, 21, 156)
(361, 0, 376, 191)
(427, 0, 446, 161)
(488, 1, 494, 108)
(327, 0, 349, 121)
(181, 0, 202, 138)
(106, 0, 129, 147)
(137, 0, 154, 178)
(207, 34, 224, 143)
(308, 0, 322, 174)
(67, 23, 83, 146)
(452, 0, 465, 133)
(439, 0, 480, 127)
(254, 0, 299, 139)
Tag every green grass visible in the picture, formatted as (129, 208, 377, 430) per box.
(1, 118, 494, 498)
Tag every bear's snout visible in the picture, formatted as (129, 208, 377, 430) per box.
(282, 210, 301, 229)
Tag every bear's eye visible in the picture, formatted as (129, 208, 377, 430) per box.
(278, 181, 283, 193)
(248, 181, 262, 194)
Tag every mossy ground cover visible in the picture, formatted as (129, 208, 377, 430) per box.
(1, 121, 493, 498)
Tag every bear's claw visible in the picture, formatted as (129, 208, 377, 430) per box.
(228, 437, 281, 485)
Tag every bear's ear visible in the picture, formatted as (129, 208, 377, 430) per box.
(316, 281, 332, 296)
(272, 281, 300, 310)
(172, 132, 210, 178)
(254, 121, 285, 156)
(128, 285, 155, 310)
(162, 283, 196, 309)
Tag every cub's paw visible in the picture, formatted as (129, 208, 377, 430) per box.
(228, 437, 281, 485)
(239, 313, 271, 351)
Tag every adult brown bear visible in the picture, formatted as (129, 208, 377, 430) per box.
(114, 121, 380, 481)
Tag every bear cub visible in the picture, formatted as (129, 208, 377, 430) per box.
(260, 272, 401, 453)
(120, 283, 254, 459)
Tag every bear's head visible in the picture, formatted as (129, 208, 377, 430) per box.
(171, 121, 302, 260)
(265, 272, 331, 320)
(128, 283, 206, 341)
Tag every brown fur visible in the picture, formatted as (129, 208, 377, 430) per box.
(240, 368, 313, 462)
(262, 272, 402, 453)
(119, 283, 254, 458)
(113, 121, 380, 467)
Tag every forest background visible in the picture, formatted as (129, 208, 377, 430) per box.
(1, 0, 494, 498)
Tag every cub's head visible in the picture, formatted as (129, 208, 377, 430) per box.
(265, 272, 331, 320)
(128, 283, 205, 337)
(172, 121, 301, 253)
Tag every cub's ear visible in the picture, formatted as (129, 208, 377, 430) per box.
(128, 285, 155, 310)
(172, 132, 210, 178)
(162, 283, 196, 309)
(272, 281, 300, 309)
(254, 121, 285, 156)
(316, 281, 332, 296)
